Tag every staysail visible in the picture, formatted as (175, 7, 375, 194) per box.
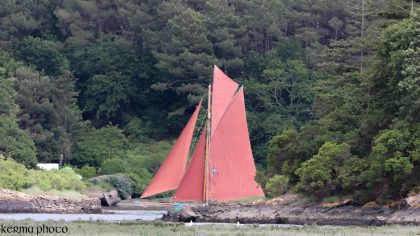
(172, 127, 206, 201)
(207, 88, 264, 200)
(140, 100, 202, 198)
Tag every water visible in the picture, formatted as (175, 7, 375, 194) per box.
(0, 210, 166, 222)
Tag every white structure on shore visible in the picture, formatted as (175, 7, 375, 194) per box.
(36, 163, 59, 170)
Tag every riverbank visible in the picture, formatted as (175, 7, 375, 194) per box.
(2, 187, 420, 227)
(165, 194, 420, 226)
(166, 203, 420, 226)
(0, 189, 101, 213)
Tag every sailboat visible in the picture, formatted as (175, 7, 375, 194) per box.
(140, 65, 264, 202)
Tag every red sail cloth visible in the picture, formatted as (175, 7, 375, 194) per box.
(211, 65, 238, 135)
(141, 100, 202, 198)
(172, 127, 206, 201)
(208, 88, 264, 200)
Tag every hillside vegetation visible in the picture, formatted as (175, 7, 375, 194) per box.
(0, 0, 419, 202)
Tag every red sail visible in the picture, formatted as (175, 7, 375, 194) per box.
(141, 100, 202, 198)
(208, 88, 264, 200)
(172, 127, 206, 201)
(211, 65, 238, 135)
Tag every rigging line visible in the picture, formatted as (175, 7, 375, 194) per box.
(188, 105, 206, 160)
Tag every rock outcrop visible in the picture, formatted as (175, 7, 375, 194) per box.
(405, 193, 420, 208)
(0, 189, 101, 213)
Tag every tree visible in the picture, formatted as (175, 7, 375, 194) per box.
(15, 37, 67, 76)
(14, 66, 82, 163)
(266, 130, 303, 180)
(328, 17, 343, 40)
(0, 51, 37, 167)
(101, 158, 127, 175)
(375, 9, 420, 124)
(153, 5, 214, 81)
(77, 36, 140, 125)
(203, 0, 245, 74)
(295, 142, 352, 196)
(362, 127, 419, 201)
(73, 125, 129, 167)
(263, 58, 314, 123)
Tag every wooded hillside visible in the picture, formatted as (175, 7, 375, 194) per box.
(0, 0, 418, 202)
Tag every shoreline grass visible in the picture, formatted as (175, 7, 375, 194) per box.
(0, 220, 419, 236)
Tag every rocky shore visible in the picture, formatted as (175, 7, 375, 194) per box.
(164, 194, 420, 226)
(0, 189, 101, 213)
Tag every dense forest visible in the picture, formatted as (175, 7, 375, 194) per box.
(0, 0, 419, 202)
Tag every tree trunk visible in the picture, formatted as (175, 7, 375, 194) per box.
(360, 0, 365, 74)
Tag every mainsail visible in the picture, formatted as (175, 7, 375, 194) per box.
(140, 100, 202, 198)
(208, 88, 264, 200)
(141, 66, 264, 201)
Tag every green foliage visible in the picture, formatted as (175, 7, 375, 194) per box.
(0, 156, 86, 192)
(74, 125, 129, 167)
(262, 58, 314, 123)
(265, 175, 289, 197)
(361, 128, 419, 201)
(84, 140, 170, 197)
(88, 174, 136, 200)
(100, 158, 127, 175)
(0, 117, 37, 167)
(108, 174, 136, 200)
(0, 0, 418, 202)
(14, 66, 82, 163)
(28, 167, 86, 192)
(266, 130, 302, 180)
(128, 141, 173, 174)
(0, 52, 37, 167)
(15, 37, 67, 76)
(0, 155, 33, 190)
(295, 142, 352, 197)
(126, 169, 152, 198)
(74, 165, 97, 180)
(375, 9, 420, 124)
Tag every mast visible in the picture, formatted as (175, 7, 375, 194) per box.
(204, 84, 212, 205)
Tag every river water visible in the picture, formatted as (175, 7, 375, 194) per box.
(0, 210, 166, 222)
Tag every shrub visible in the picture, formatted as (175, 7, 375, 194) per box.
(109, 174, 136, 199)
(0, 117, 37, 167)
(0, 156, 86, 192)
(100, 158, 127, 175)
(126, 169, 152, 197)
(88, 174, 136, 199)
(361, 128, 420, 201)
(28, 168, 87, 192)
(75, 165, 97, 180)
(0, 155, 31, 190)
(295, 142, 352, 197)
(265, 175, 289, 197)
(255, 170, 269, 189)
